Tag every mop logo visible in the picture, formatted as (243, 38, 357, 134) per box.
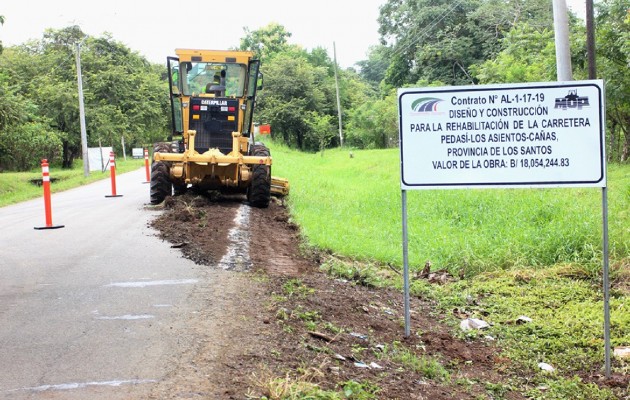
(410, 97, 444, 114)
(554, 90, 590, 110)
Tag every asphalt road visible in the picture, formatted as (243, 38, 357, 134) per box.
(0, 168, 205, 399)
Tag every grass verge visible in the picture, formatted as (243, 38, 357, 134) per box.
(269, 141, 629, 278)
(0, 158, 145, 207)
(265, 139, 629, 399)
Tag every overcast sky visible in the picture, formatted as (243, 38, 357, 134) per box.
(1, 1, 587, 69)
(1, 0, 387, 69)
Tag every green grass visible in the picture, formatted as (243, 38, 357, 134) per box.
(269, 141, 629, 278)
(252, 376, 379, 400)
(265, 140, 629, 398)
(383, 341, 450, 382)
(438, 266, 630, 374)
(0, 158, 145, 207)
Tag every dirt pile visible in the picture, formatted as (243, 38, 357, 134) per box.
(148, 192, 526, 399)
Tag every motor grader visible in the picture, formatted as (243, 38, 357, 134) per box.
(150, 49, 288, 207)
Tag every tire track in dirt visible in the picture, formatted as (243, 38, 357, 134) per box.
(148, 194, 272, 399)
(146, 193, 313, 398)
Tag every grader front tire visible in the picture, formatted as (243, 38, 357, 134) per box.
(150, 161, 172, 205)
(247, 145, 271, 208)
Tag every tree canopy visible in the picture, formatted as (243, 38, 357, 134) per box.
(1, 1, 629, 170)
(0, 26, 168, 170)
(241, 23, 373, 152)
(0, 15, 4, 54)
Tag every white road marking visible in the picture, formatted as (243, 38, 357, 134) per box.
(6, 378, 157, 392)
(104, 279, 198, 288)
(152, 304, 173, 307)
(95, 314, 155, 320)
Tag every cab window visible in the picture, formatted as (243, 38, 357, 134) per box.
(180, 62, 247, 97)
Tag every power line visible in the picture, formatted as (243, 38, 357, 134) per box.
(369, 0, 466, 77)
(388, 0, 465, 62)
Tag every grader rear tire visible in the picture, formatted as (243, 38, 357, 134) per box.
(247, 145, 271, 208)
(150, 161, 172, 205)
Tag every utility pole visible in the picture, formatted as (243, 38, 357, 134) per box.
(121, 135, 127, 161)
(586, 0, 596, 79)
(552, 0, 573, 81)
(75, 41, 89, 177)
(333, 42, 344, 147)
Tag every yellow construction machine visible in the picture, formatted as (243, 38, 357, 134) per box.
(151, 49, 289, 207)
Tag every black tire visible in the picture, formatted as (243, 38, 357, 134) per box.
(150, 161, 172, 204)
(151, 142, 177, 203)
(152, 142, 172, 162)
(247, 144, 271, 208)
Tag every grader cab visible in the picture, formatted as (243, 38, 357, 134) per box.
(150, 49, 288, 207)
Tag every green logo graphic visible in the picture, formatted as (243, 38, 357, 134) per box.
(411, 97, 443, 112)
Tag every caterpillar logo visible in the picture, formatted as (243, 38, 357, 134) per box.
(554, 90, 589, 110)
(201, 99, 228, 106)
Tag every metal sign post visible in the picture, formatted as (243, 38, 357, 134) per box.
(602, 187, 611, 376)
(401, 190, 411, 337)
(398, 80, 610, 375)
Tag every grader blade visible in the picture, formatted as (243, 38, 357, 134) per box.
(271, 176, 290, 197)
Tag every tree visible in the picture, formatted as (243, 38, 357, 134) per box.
(307, 46, 337, 75)
(0, 26, 169, 169)
(467, 0, 554, 57)
(256, 53, 324, 150)
(81, 34, 169, 151)
(0, 79, 21, 131)
(7, 26, 88, 167)
(377, 0, 556, 87)
(378, 0, 483, 86)
(239, 23, 293, 61)
(356, 45, 390, 86)
(0, 15, 4, 54)
(0, 54, 65, 170)
(470, 0, 629, 163)
(252, 33, 376, 152)
(596, 0, 630, 161)
(0, 122, 63, 171)
(306, 112, 336, 154)
(345, 89, 399, 149)
(470, 23, 557, 83)
(0, 77, 26, 169)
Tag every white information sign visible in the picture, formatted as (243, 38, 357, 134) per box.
(87, 146, 113, 172)
(132, 148, 144, 159)
(399, 80, 605, 189)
